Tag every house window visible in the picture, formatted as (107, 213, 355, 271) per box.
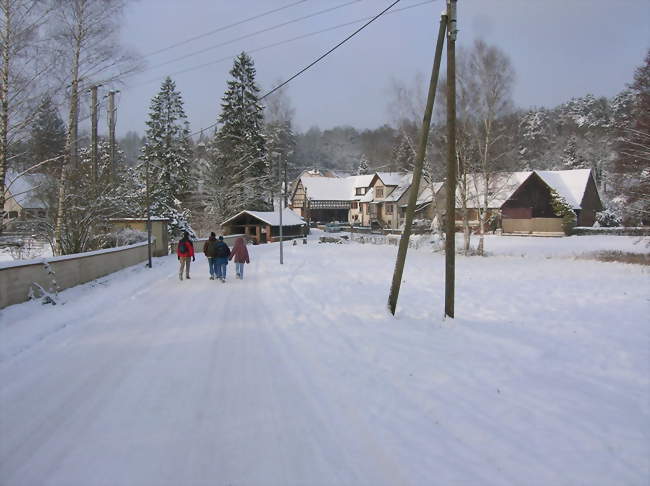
(385, 204, 393, 215)
(351, 201, 358, 209)
(8, 211, 18, 219)
(355, 187, 366, 196)
(376, 187, 384, 198)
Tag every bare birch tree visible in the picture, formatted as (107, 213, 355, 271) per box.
(50, 0, 140, 254)
(465, 40, 515, 255)
(1, 0, 54, 235)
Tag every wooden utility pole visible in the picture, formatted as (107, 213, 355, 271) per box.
(387, 13, 447, 315)
(445, 0, 458, 318)
(277, 153, 284, 264)
(89, 85, 100, 189)
(107, 90, 118, 177)
(146, 157, 152, 269)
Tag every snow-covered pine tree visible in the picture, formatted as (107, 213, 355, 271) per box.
(357, 154, 370, 175)
(140, 77, 194, 237)
(549, 189, 577, 235)
(561, 135, 587, 169)
(210, 52, 268, 216)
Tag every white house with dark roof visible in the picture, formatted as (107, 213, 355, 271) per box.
(3, 170, 49, 224)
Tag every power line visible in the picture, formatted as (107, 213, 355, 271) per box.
(259, 0, 403, 102)
(133, 0, 363, 77)
(143, 0, 310, 58)
(95, 0, 312, 79)
(183, 0, 405, 140)
(129, 0, 432, 90)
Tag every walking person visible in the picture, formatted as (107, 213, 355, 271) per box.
(228, 237, 250, 279)
(214, 235, 231, 282)
(203, 232, 219, 279)
(177, 231, 195, 281)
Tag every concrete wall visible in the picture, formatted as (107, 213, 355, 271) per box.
(0, 242, 149, 309)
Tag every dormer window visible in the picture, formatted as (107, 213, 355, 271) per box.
(355, 187, 366, 196)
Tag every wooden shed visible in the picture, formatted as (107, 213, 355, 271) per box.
(502, 169, 603, 234)
(221, 209, 307, 244)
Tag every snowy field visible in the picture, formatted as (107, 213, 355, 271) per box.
(0, 233, 648, 485)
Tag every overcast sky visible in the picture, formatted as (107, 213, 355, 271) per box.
(113, 0, 650, 137)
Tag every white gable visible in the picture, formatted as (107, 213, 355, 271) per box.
(535, 169, 592, 209)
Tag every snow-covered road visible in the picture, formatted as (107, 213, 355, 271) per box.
(1, 235, 648, 485)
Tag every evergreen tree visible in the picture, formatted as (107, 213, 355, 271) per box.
(140, 77, 193, 237)
(30, 96, 66, 173)
(357, 154, 370, 175)
(561, 135, 586, 168)
(210, 52, 268, 215)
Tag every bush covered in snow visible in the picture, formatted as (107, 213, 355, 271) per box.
(596, 208, 623, 227)
(104, 228, 148, 248)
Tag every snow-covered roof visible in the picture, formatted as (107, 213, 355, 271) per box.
(458, 171, 531, 209)
(535, 169, 592, 209)
(456, 169, 595, 209)
(4, 170, 48, 209)
(300, 176, 353, 201)
(359, 187, 375, 203)
(221, 209, 306, 227)
(383, 173, 414, 202)
(416, 182, 445, 205)
(375, 172, 404, 186)
(300, 173, 374, 201)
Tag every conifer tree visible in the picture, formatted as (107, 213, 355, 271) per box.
(561, 135, 586, 169)
(209, 52, 268, 215)
(140, 77, 193, 236)
(30, 96, 66, 174)
(357, 154, 370, 175)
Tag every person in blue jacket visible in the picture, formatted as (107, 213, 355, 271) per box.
(214, 236, 231, 282)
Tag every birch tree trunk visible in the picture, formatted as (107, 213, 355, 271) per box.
(0, 0, 10, 235)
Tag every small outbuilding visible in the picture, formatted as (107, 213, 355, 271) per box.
(501, 169, 603, 234)
(221, 209, 307, 244)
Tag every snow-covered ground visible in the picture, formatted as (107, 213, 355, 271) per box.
(0, 238, 52, 262)
(0, 233, 648, 485)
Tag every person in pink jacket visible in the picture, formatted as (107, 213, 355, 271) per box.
(228, 237, 250, 279)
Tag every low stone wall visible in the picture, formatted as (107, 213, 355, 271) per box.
(0, 242, 149, 309)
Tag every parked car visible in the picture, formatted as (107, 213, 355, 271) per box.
(324, 222, 342, 233)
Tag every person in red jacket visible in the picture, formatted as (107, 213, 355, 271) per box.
(177, 231, 195, 281)
(228, 237, 250, 279)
